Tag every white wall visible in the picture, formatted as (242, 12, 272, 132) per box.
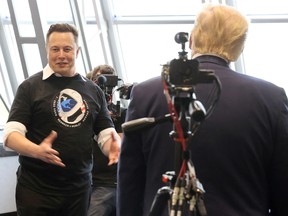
(0, 156, 18, 214)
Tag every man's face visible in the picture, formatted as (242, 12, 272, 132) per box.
(46, 32, 80, 77)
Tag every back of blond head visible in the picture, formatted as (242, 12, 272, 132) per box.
(190, 4, 249, 62)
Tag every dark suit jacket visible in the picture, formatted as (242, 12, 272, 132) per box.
(117, 55, 288, 216)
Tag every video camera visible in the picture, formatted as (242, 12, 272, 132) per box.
(96, 74, 118, 95)
(95, 74, 133, 120)
(162, 32, 216, 92)
(161, 32, 221, 123)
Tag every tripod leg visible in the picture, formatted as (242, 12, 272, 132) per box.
(196, 194, 207, 216)
(149, 186, 173, 216)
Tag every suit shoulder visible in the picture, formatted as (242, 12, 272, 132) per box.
(134, 76, 162, 91)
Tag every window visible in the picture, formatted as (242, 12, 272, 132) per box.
(117, 23, 194, 83)
(111, 0, 288, 93)
(112, 0, 203, 16)
(0, 0, 288, 143)
(243, 22, 288, 93)
(237, 0, 288, 14)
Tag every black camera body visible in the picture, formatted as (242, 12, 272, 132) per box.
(164, 58, 199, 86)
(162, 32, 215, 92)
(96, 74, 133, 99)
(163, 58, 216, 89)
(101, 74, 118, 87)
(96, 74, 118, 95)
(95, 74, 132, 125)
(95, 74, 120, 117)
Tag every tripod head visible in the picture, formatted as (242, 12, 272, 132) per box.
(161, 31, 221, 138)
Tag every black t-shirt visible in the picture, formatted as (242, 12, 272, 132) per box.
(8, 72, 114, 195)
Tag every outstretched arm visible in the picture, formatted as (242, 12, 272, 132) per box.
(97, 128, 121, 165)
(4, 130, 65, 167)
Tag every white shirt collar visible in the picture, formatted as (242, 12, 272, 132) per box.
(42, 64, 63, 80)
(42, 64, 86, 82)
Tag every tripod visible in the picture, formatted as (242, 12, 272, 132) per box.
(121, 70, 221, 216)
(121, 32, 222, 216)
(147, 58, 221, 216)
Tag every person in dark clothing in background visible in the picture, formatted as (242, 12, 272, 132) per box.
(117, 4, 288, 216)
(87, 64, 126, 216)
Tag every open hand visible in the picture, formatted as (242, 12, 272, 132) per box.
(37, 130, 66, 167)
(108, 130, 121, 165)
